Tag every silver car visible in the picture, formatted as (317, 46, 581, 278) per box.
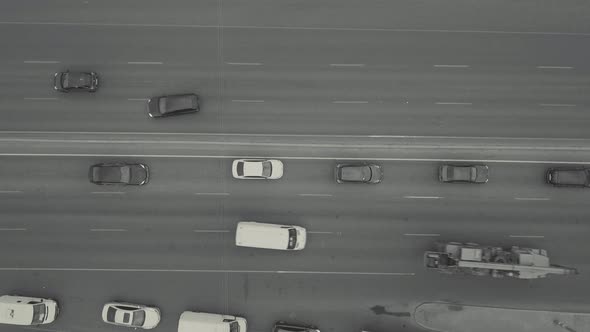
(439, 164, 489, 183)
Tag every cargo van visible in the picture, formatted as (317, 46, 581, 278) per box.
(178, 311, 247, 332)
(0, 295, 58, 326)
(235, 222, 307, 250)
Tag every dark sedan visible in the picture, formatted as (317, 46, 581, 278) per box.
(147, 94, 199, 118)
(335, 163, 382, 184)
(89, 163, 149, 185)
(273, 321, 320, 332)
(546, 167, 590, 187)
(54, 71, 98, 92)
(439, 164, 489, 183)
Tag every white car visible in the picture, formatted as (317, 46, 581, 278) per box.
(102, 302, 160, 329)
(232, 159, 283, 179)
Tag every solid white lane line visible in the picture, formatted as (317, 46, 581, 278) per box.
(433, 64, 470, 68)
(193, 230, 230, 233)
(514, 197, 551, 201)
(0, 228, 27, 231)
(23, 60, 59, 64)
(332, 100, 369, 104)
(435, 102, 473, 105)
(509, 235, 545, 238)
(538, 103, 576, 107)
(0, 267, 415, 276)
(536, 66, 573, 69)
(3, 21, 590, 37)
(193, 192, 230, 196)
(231, 99, 265, 103)
(329, 63, 365, 67)
(3, 153, 590, 165)
(127, 61, 163, 65)
(404, 196, 442, 199)
(91, 191, 126, 195)
(0, 190, 23, 194)
(298, 194, 333, 197)
(127, 98, 149, 101)
(90, 229, 127, 232)
(23, 97, 58, 101)
(226, 62, 263, 66)
(404, 233, 440, 237)
(4, 130, 590, 142)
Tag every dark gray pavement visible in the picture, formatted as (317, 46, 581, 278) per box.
(0, 1, 589, 332)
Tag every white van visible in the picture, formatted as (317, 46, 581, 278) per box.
(0, 295, 58, 326)
(235, 222, 307, 250)
(178, 311, 247, 332)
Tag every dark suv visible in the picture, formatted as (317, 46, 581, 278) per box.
(89, 163, 149, 185)
(273, 322, 320, 332)
(546, 167, 590, 187)
(54, 71, 99, 92)
(147, 94, 199, 118)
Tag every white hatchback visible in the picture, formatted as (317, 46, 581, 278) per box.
(232, 159, 283, 179)
(101, 302, 160, 329)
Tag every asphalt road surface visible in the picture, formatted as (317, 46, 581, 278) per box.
(0, 1, 589, 332)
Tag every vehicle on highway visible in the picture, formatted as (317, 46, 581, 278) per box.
(232, 159, 283, 180)
(273, 321, 320, 332)
(147, 93, 199, 118)
(235, 222, 307, 250)
(89, 163, 149, 185)
(546, 167, 590, 187)
(335, 163, 382, 184)
(439, 164, 488, 183)
(178, 311, 247, 332)
(0, 295, 59, 326)
(102, 302, 160, 329)
(53, 71, 99, 92)
(424, 241, 578, 279)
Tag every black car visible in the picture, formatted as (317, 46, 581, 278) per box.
(273, 322, 320, 332)
(335, 163, 382, 184)
(89, 163, 149, 185)
(147, 94, 199, 118)
(546, 167, 590, 187)
(54, 71, 99, 92)
(439, 164, 489, 183)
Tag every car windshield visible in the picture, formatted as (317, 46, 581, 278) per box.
(31, 303, 47, 324)
(261, 161, 272, 177)
(106, 307, 117, 322)
(236, 162, 244, 176)
(132, 310, 145, 326)
(230, 321, 240, 332)
(287, 228, 297, 249)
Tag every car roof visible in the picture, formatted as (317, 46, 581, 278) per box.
(162, 94, 197, 114)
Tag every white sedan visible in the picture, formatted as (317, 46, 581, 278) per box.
(102, 302, 160, 329)
(232, 159, 284, 179)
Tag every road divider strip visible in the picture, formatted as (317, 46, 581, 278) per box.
(90, 229, 127, 232)
(127, 61, 163, 65)
(0, 267, 415, 276)
(404, 196, 443, 199)
(404, 233, 440, 237)
(23, 60, 60, 64)
(0, 228, 27, 231)
(509, 235, 545, 238)
(514, 197, 551, 201)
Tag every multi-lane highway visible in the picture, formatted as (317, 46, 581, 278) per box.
(0, 1, 589, 332)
